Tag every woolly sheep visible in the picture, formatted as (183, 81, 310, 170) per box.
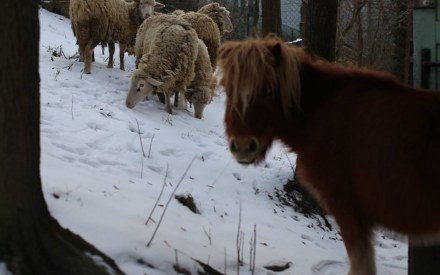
(69, 0, 164, 74)
(126, 14, 199, 115)
(198, 3, 234, 36)
(173, 3, 233, 69)
(184, 38, 214, 119)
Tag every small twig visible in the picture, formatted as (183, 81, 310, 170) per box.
(141, 156, 144, 179)
(284, 151, 296, 172)
(148, 134, 155, 158)
(71, 95, 74, 120)
(209, 157, 232, 189)
(202, 227, 212, 245)
(54, 68, 61, 80)
(147, 156, 197, 247)
(145, 163, 168, 225)
(252, 224, 257, 275)
(236, 201, 243, 274)
(224, 248, 227, 275)
(135, 118, 146, 157)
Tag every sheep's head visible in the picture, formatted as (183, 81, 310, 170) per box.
(198, 3, 233, 34)
(138, 0, 164, 20)
(218, 8, 233, 33)
(126, 69, 164, 109)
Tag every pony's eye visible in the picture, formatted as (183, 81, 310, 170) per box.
(139, 83, 145, 88)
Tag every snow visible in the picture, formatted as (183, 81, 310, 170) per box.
(35, 8, 408, 275)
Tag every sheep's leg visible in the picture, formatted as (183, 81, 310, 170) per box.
(157, 93, 165, 104)
(119, 43, 126, 71)
(83, 42, 94, 74)
(78, 43, 85, 63)
(107, 42, 115, 68)
(178, 91, 187, 109)
(173, 91, 179, 107)
(164, 93, 173, 114)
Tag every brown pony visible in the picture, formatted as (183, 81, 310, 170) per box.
(217, 36, 440, 275)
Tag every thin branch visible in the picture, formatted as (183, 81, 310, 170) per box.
(236, 200, 242, 274)
(147, 156, 197, 247)
(252, 224, 257, 275)
(224, 247, 227, 275)
(145, 163, 168, 225)
(203, 227, 212, 245)
(141, 156, 144, 179)
(135, 118, 146, 157)
(71, 95, 74, 120)
(148, 134, 155, 159)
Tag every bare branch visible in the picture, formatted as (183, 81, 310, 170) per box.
(147, 156, 197, 247)
(145, 163, 168, 225)
(135, 118, 146, 157)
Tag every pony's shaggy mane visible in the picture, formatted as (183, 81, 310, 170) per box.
(217, 37, 302, 119)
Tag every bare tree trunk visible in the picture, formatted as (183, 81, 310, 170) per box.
(305, 0, 339, 61)
(0, 1, 124, 274)
(252, 0, 260, 36)
(262, 0, 281, 37)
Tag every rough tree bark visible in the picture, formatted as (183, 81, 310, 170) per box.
(305, 0, 339, 61)
(0, 1, 124, 274)
(262, 0, 281, 37)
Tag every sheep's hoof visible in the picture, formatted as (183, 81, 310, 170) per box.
(157, 93, 166, 104)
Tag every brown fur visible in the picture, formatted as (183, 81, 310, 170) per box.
(217, 36, 440, 275)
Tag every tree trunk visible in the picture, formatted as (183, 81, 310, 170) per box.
(262, 0, 281, 37)
(305, 0, 339, 61)
(252, 0, 260, 36)
(0, 1, 124, 274)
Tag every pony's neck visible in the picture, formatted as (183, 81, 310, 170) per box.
(298, 58, 399, 115)
(276, 56, 401, 151)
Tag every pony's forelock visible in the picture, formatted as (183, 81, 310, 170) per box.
(217, 37, 302, 119)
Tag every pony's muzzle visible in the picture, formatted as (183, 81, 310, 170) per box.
(229, 137, 259, 164)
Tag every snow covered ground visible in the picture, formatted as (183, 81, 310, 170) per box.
(34, 8, 408, 275)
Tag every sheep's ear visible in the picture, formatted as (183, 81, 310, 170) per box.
(154, 2, 165, 8)
(147, 76, 164, 87)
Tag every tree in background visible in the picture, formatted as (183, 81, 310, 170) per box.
(0, 1, 123, 274)
(391, 0, 409, 81)
(336, 0, 408, 74)
(305, 0, 339, 61)
(262, 0, 282, 37)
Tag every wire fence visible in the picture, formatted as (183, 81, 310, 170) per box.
(43, 0, 406, 73)
(197, 0, 302, 42)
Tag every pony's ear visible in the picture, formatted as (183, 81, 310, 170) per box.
(218, 47, 232, 61)
(268, 42, 282, 63)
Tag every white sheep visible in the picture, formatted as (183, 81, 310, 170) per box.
(175, 3, 233, 69)
(69, 0, 164, 74)
(185, 38, 214, 119)
(126, 13, 199, 115)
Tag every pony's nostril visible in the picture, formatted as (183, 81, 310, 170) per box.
(248, 138, 258, 154)
(229, 139, 239, 153)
